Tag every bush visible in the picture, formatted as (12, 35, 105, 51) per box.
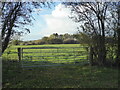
(48, 38, 63, 44)
(63, 39, 79, 44)
(39, 40, 47, 45)
(12, 40, 20, 45)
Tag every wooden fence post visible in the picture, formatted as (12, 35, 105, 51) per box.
(18, 48, 21, 62)
(89, 46, 93, 66)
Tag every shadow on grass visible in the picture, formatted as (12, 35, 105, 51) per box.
(21, 59, 89, 67)
(2, 59, 118, 88)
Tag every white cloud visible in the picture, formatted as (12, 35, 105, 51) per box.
(52, 4, 70, 17)
(40, 3, 79, 37)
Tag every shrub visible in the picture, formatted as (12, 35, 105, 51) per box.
(63, 39, 79, 44)
(48, 38, 63, 44)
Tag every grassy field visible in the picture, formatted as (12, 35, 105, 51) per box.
(2, 44, 119, 88)
(3, 59, 118, 88)
(3, 44, 89, 67)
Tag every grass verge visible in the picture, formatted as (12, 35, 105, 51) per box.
(2, 59, 118, 88)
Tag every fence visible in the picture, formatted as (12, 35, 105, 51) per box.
(2, 47, 19, 60)
(18, 46, 90, 67)
(2, 46, 90, 67)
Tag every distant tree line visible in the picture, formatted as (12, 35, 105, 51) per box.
(11, 32, 116, 46)
(12, 33, 80, 45)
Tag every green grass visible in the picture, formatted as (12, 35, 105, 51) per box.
(3, 60, 118, 88)
(2, 44, 89, 67)
(2, 44, 119, 88)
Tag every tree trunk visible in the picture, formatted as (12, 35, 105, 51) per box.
(2, 3, 21, 54)
(89, 46, 94, 66)
(95, 35, 106, 66)
(98, 16, 106, 66)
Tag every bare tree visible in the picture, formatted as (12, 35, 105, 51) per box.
(1, 2, 53, 54)
(64, 2, 113, 66)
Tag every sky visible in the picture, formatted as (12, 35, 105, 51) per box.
(21, 3, 79, 41)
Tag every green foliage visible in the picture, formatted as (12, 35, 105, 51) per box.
(11, 40, 21, 45)
(63, 38, 79, 44)
(20, 33, 81, 45)
(63, 2, 120, 66)
(48, 38, 63, 44)
(74, 32, 92, 45)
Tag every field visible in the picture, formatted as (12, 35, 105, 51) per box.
(2, 44, 119, 88)
(3, 44, 89, 67)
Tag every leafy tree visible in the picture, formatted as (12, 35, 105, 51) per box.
(53, 33, 58, 38)
(12, 40, 20, 45)
(64, 2, 115, 66)
(63, 38, 78, 44)
(110, 2, 120, 66)
(75, 32, 92, 45)
(104, 2, 120, 65)
(48, 38, 63, 44)
(63, 33, 71, 40)
(1, 2, 52, 54)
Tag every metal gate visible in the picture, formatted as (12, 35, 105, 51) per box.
(18, 46, 89, 67)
